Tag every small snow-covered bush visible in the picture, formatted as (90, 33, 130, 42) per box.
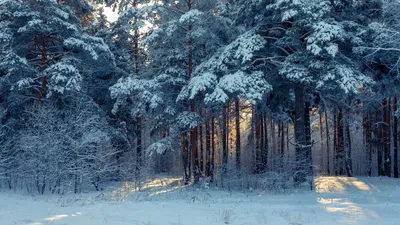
(219, 208, 236, 224)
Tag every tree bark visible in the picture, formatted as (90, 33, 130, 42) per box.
(344, 115, 353, 177)
(394, 97, 399, 178)
(255, 113, 261, 173)
(376, 109, 384, 176)
(182, 133, 190, 185)
(280, 121, 285, 170)
(319, 111, 324, 174)
(260, 111, 265, 171)
(336, 107, 345, 175)
(333, 112, 337, 175)
(263, 113, 269, 171)
(364, 111, 373, 177)
(293, 84, 313, 185)
(205, 119, 211, 177)
(199, 123, 204, 175)
(383, 98, 391, 177)
(136, 117, 142, 178)
(234, 98, 241, 173)
(325, 111, 331, 175)
(210, 116, 215, 182)
(222, 103, 228, 180)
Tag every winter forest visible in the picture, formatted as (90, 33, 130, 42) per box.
(1, 0, 400, 224)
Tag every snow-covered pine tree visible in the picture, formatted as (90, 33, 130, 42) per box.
(258, 0, 374, 184)
(118, 0, 235, 184)
(0, 0, 121, 193)
(0, 0, 114, 108)
(105, 0, 159, 180)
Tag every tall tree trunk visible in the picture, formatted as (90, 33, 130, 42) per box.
(182, 134, 190, 185)
(190, 100, 199, 183)
(293, 84, 313, 185)
(394, 97, 399, 178)
(255, 113, 261, 173)
(364, 111, 373, 177)
(271, 119, 276, 169)
(210, 116, 215, 182)
(336, 107, 345, 175)
(377, 109, 384, 176)
(205, 119, 211, 177)
(199, 123, 204, 175)
(234, 98, 241, 173)
(325, 111, 330, 175)
(344, 114, 353, 177)
(383, 98, 391, 177)
(136, 117, 142, 178)
(319, 111, 324, 174)
(260, 111, 265, 171)
(186, 0, 199, 183)
(222, 103, 228, 180)
(286, 121, 289, 168)
(280, 121, 285, 170)
(132, 0, 143, 179)
(333, 113, 337, 175)
(263, 113, 269, 171)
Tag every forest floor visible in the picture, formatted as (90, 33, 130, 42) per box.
(0, 176, 399, 225)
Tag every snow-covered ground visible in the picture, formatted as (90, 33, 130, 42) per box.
(1, 176, 399, 225)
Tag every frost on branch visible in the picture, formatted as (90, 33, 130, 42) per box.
(306, 21, 344, 57)
(205, 71, 271, 104)
(279, 58, 312, 84)
(194, 30, 266, 74)
(179, 9, 204, 24)
(269, 0, 331, 22)
(176, 111, 201, 130)
(223, 30, 266, 65)
(44, 62, 82, 96)
(336, 65, 372, 93)
(64, 35, 114, 61)
(110, 77, 161, 115)
(147, 137, 173, 156)
(177, 72, 217, 101)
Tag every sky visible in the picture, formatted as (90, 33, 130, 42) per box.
(103, 6, 119, 22)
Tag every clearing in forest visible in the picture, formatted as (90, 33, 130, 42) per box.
(0, 176, 399, 225)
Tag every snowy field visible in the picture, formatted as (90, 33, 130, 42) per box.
(1, 176, 399, 225)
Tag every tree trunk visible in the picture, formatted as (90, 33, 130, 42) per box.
(376, 109, 384, 176)
(333, 113, 337, 175)
(136, 116, 142, 179)
(280, 121, 285, 170)
(271, 119, 276, 169)
(190, 100, 199, 183)
(205, 119, 211, 177)
(199, 123, 204, 175)
(221, 103, 229, 185)
(182, 133, 190, 185)
(263, 113, 269, 172)
(293, 84, 313, 185)
(132, 0, 143, 180)
(325, 111, 331, 175)
(255, 113, 261, 173)
(364, 111, 373, 177)
(319, 111, 324, 174)
(260, 111, 265, 172)
(186, 0, 199, 183)
(344, 114, 353, 177)
(234, 98, 241, 173)
(336, 107, 345, 175)
(394, 97, 399, 178)
(210, 116, 215, 182)
(383, 98, 391, 177)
